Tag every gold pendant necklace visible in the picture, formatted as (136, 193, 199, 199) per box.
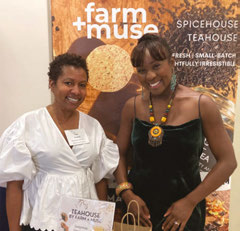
(148, 85, 177, 147)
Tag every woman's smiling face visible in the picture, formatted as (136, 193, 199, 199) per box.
(49, 65, 88, 111)
(136, 49, 174, 96)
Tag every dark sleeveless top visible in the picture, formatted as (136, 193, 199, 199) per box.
(128, 96, 206, 231)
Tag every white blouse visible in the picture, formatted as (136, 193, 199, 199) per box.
(0, 108, 119, 231)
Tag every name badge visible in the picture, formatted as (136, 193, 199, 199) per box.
(64, 129, 89, 146)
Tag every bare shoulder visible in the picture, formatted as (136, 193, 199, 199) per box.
(198, 93, 220, 119)
(123, 96, 135, 111)
(176, 85, 215, 104)
(175, 84, 202, 109)
(177, 85, 219, 118)
(172, 85, 218, 122)
(121, 96, 137, 120)
(176, 84, 201, 98)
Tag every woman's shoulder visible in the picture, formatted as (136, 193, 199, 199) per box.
(78, 110, 102, 128)
(174, 85, 216, 119)
(177, 84, 200, 97)
(124, 95, 137, 105)
(22, 107, 46, 118)
(14, 108, 48, 127)
(1, 108, 45, 139)
(176, 84, 213, 104)
(8, 107, 44, 125)
(122, 95, 138, 116)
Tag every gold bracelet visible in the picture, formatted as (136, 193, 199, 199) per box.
(115, 182, 133, 197)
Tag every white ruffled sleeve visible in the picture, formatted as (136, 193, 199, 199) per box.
(0, 118, 36, 190)
(91, 124, 119, 183)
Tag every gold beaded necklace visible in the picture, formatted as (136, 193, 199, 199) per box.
(148, 84, 177, 147)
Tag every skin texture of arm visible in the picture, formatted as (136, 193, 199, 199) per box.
(6, 180, 24, 231)
(95, 178, 108, 201)
(162, 94, 237, 231)
(114, 97, 152, 227)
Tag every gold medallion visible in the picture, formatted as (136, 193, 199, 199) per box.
(148, 125, 164, 147)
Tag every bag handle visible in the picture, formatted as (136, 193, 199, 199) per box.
(121, 212, 136, 231)
(127, 200, 140, 225)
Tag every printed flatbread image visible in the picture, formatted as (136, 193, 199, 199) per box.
(87, 45, 134, 92)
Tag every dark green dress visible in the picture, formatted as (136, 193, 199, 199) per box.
(128, 116, 206, 231)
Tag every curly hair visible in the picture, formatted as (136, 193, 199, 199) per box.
(131, 33, 172, 68)
(48, 53, 89, 82)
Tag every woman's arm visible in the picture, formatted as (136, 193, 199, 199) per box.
(95, 178, 108, 200)
(114, 97, 152, 226)
(185, 94, 237, 204)
(6, 180, 24, 231)
(114, 98, 134, 185)
(163, 94, 237, 231)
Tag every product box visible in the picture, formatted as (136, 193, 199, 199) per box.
(59, 196, 116, 231)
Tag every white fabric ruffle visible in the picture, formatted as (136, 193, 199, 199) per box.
(21, 168, 97, 230)
(0, 108, 119, 231)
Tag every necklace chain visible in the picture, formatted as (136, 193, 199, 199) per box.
(148, 85, 178, 147)
(149, 85, 177, 125)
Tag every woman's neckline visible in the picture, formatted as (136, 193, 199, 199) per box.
(134, 117, 201, 128)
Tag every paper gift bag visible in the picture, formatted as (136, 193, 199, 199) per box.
(113, 212, 136, 231)
(113, 200, 152, 231)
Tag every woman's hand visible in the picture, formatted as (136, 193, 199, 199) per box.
(121, 190, 152, 227)
(162, 197, 195, 231)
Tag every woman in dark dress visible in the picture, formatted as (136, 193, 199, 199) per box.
(114, 33, 237, 231)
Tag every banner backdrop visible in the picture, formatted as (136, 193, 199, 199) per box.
(51, 0, 239, 230)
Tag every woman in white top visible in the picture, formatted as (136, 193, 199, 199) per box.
(0, 53, 119, 231)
